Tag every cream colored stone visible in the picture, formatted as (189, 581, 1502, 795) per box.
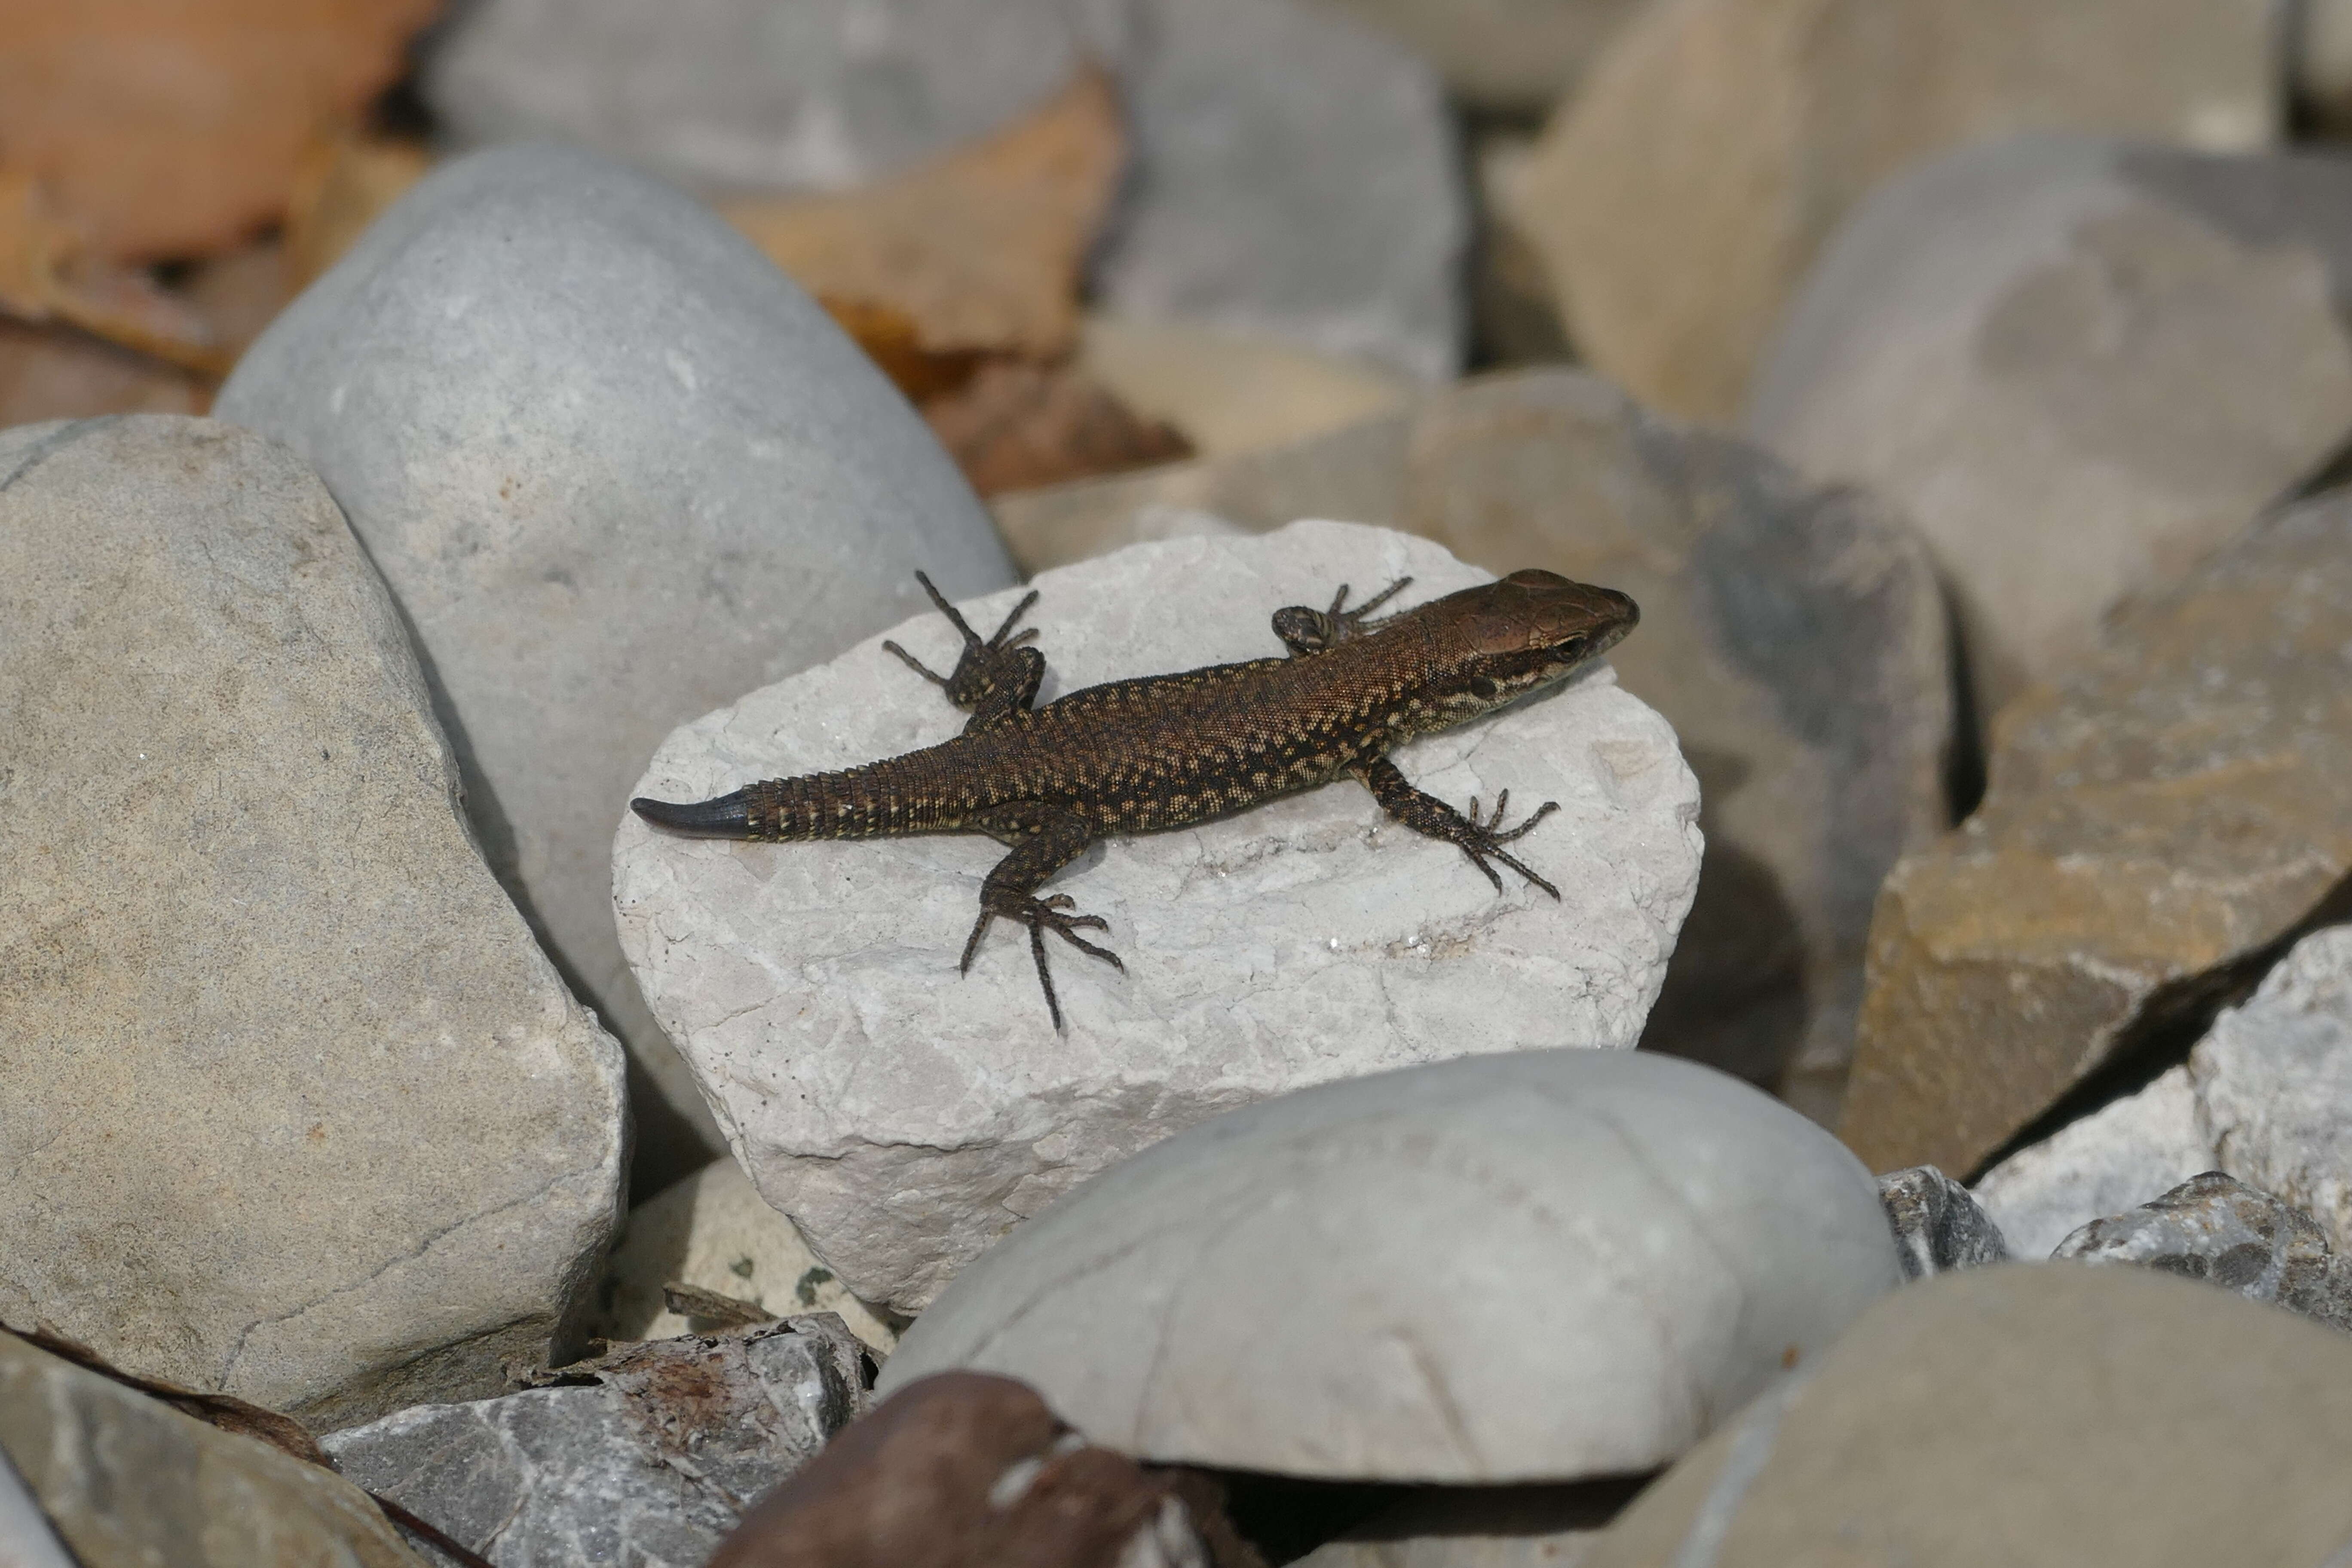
(1077, 314, 1415, 460)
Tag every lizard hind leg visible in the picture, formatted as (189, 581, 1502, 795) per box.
(962, 806, 1123, 1030)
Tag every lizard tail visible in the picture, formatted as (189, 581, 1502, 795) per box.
(631, 790, 753, 838)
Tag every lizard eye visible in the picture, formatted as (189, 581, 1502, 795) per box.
(1554, 634, 1589, 659)
(1469, 675, 1502, 701)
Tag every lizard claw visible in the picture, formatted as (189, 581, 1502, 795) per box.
(961, 892, 1124, 1031)
(1455, 792, 1562, 900)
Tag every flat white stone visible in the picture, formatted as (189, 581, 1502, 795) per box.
(879, 1049, 1899, 1482)
(616, 520, 1702, 1312)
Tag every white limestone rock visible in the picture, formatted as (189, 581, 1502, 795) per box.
(215, 142, 1014, 1185)
(616, 520, 1702, 1313)
(1972, 1069, 2214, 1261)
(878, 1050, 1899, 1481)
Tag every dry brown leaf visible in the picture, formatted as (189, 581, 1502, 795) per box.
(727, 65, 1126, 374)
(285, 129, 432, 287)
(0, 172, 230, 377)
(0, 0, 444, 264)
(923, 359, 1191, 497)
(0, 318, 210, 423)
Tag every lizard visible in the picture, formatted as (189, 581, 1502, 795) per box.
(632, 567, 1640, 1029)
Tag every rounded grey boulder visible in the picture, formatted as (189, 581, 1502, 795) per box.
(880, 1049, 1900, 1481)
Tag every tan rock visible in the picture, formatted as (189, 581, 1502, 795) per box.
(1515, 0, 2281, 422)
(1581, 1265, 2352, 1568)
(1077, 314, 1416, 460)
(1843, 490, 2352, 1178)
(992, 371, 1950, 1105)
(0, 1331, 424, 1568)
(0, 416, 626, 1427)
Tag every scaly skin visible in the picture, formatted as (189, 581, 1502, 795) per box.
(635, 568, 1640, 1028)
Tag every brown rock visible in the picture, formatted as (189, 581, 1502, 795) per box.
(924, 358, 1192, 497)
(1844, 490, 2352, 1177)
(0, 0, 444, 263)
(709, 1371, 1194, 1568)
(1514, 0, 2281, 421)
(1580, 1265, 2352, 1568)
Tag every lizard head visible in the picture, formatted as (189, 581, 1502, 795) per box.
(1424, 568, 1638, 723)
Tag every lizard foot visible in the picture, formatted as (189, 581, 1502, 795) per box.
(1272, 575, 1415, 655)
(1452, 790, 1562, 900)
(883, 571, 1041, 703)
(959, 893, 1124, 1031)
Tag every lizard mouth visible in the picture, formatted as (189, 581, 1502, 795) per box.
(632, 790, 753, 837)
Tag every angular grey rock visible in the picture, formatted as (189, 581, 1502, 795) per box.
(423, 0, 1466, 382)
(0, 1329, 426, 1567)
(0, 416, 624, 1427)
(1878, 1167, 2009, 1280)
(617, 520, 1703, 1315)
(1971, 1068, 2214, 1261)
(2054, 1173, 2352, 1332)
(1747, 135, 2352, 716)
(325, 1320, 870, 1568)
(2192, 924, 2352, 1256)
(215, 142, 1014, 1185)
(993, 370, 1952, 1110)
(881, 1050, 1901, 1482)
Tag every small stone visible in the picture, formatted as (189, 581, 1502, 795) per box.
(1747, 136, 2352, 713)
(880, 1050, 1900, 1482)
(707, 1371, 1207, 1568)
(1513, 0, 2283, 421)
(1971, 1069, 2216, 1262)
(990, 370, 1951, 1106)
(1878, 1167, 2009, 1280)
(215, 142, 1016, 1187)
(0, 416, 625, 1427)
(2053, 1173, 2352, 1332)
(1842, 491, 2352, 1179)
(326, 1320, 869, 1566)
(0, 1329, 425, 1567)
(1578, 1266, 2352, 1568)
(617, 520, 1701, 1313)
(594, 1158, 897, 1354)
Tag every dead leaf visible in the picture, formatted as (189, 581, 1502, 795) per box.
(0, 172, 232, 376)
(923, 359, 1192, 496)
(285, 129, 432, 288)
(0, 0, 444, 263)
(0, 318, 210, 423)
(726, 65, 1126, 376)
(662, 1281, 778, 1332)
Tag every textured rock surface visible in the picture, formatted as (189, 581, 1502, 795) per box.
(619, 520, 1700, 1311)
(215, 142, 1014, 1186)
(2054, 1173, 2352, 1332)
(881, 1050, 1899, 1481)
(0, 1330, 424, 1568)
(1579, 1265, 2352, 1568)
(327, 1320, 867, 1568)
(1515, 0, 2282, 421)
(1843, 491, 2352, 1178)
(594, 1158, 898, 1352)
(708, 1372, 1207, 1568)
(1748, 136, 2352, 713)
(425, 0, 1464, 382)
(1975, 924, 2352, 1259)
(993, 371, 1950, 1107)
(1878, 1167, 2009, 1280)
(1972, 1069, 2214, 1260)
(0, 416, 624, 1427)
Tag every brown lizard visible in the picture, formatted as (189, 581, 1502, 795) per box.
(633, 568, 1639, 1028)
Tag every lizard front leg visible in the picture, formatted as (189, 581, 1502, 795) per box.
(883, 570, 1047, 730)
(963, 805, 1123, 1030)
(1271, 576, 1414, 657)
(1355, 755, 1562, 899)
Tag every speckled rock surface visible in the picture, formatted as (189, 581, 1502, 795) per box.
(880, 1050, 1899, 1481)
(1842, 492, 2352, 1179)
(1748, 136, 2352, 714)
(0, 416, 624, 1429)
(0, 1328, 425, 1568)
(215, 142, 1014, 1187)
(1579, 1265, 2352, 1568)
(2053, 1172, 2352, 1332)
(618, 520, 1701, 1313)
(1878, 1167, 2009, 1280)
(325, 1321, 868, 1567)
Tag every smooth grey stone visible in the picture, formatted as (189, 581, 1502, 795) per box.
(215, 142, 1014, 1188)
(1878, 1167, 2009, 1280)
(880, 1050, 1900, 1482)
(0, 416, 624, 1428)
(324, 1320, 869, 1567)
(2054, 1173, 2352, 1332)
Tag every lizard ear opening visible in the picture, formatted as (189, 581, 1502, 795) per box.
(1470, 675, 1502, 701)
